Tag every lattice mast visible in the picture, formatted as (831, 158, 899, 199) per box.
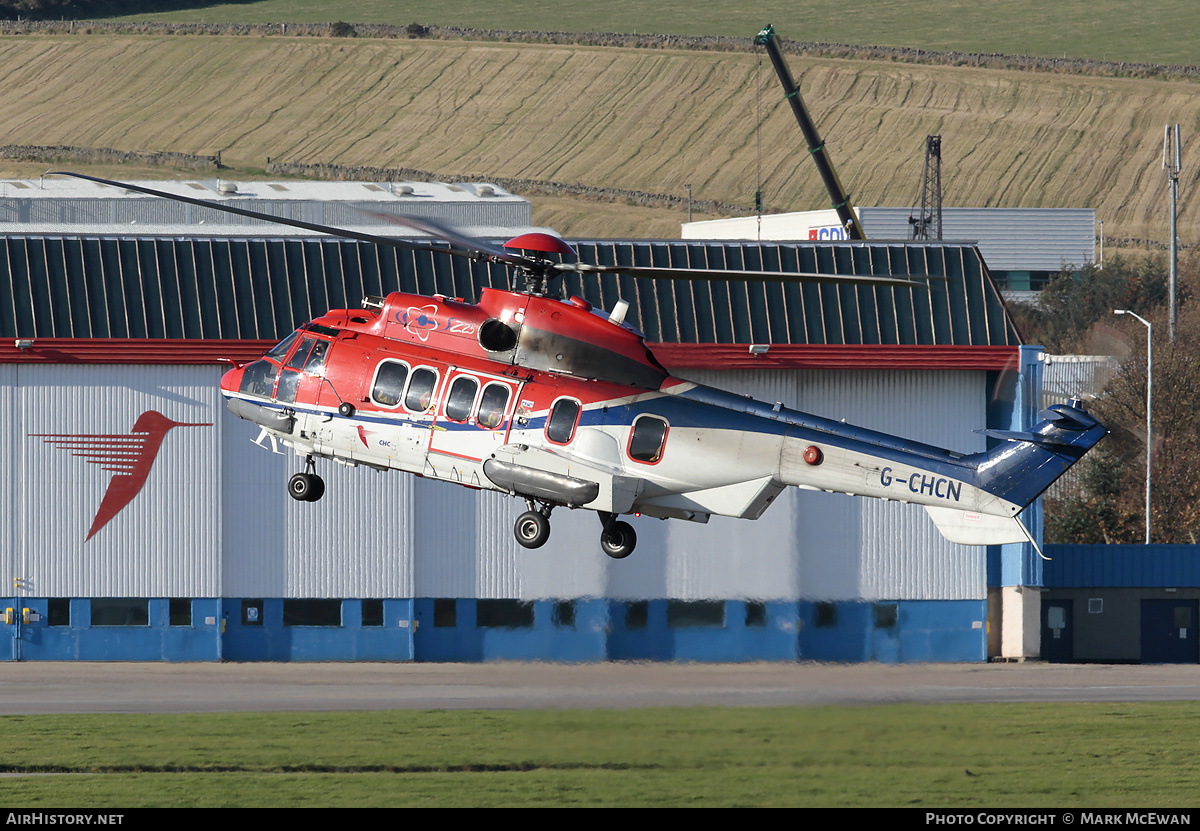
(909, 136, 943, 240)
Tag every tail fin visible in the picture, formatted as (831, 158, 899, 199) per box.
(970, 397, 1108, 510)
(924, 398, 1106, 546)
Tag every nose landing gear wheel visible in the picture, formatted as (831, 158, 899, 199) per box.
(514, 510, 551, 549)
(600, 519, 637, 559)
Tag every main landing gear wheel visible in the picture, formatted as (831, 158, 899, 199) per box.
(599, 515, 637, 559)
(288, 456, 325, 502)
(514, 510, 551, 549)
(288, 472, 325, 502)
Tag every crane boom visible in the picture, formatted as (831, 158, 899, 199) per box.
(754, 24, 866, 240)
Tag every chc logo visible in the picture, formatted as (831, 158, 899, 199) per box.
(30, 411, 210, 541)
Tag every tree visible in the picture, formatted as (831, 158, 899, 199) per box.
(1042, 252, 1200, 543)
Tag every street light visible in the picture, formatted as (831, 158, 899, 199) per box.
(1114, 309, 1152, 543)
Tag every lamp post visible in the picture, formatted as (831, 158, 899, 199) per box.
(1114, 309, 1152, 543)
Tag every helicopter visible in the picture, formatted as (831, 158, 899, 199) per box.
(53, 172, 1107, 559)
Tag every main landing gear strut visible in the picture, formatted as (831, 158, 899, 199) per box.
(288, 455, 325, 502)
(510, 501, 638, 559)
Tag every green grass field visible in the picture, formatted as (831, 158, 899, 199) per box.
(3, 703, 1200, 807)
(107, 0, 1200, 66)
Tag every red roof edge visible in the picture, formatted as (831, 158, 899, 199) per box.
(0, 339, 277, 365)
(0, 339, 1020, 372)
(649, 343, 1021, 371)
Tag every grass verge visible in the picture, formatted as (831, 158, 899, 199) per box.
(2, 703, 1200, 807)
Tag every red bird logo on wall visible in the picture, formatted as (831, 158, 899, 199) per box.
(30, 411, 211, 540)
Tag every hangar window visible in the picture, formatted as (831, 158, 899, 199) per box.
(625, 601, 648, 630)
(434, 599, 457, 628)
(91, 598, 149, 627)
(445, 376, 479, 423)
(169, 598, 192, 627)
(553, 600, 576, 629)
(362, 599, 384, 627)
(745, 601, 767, 628)
(47, 598, 70, 627)
(404, 368, 439, 413)
(628, 416, 668, 464)
(372, 361, 409, 407)
(476, 599, 534, 629)
(546, 398, 581, 444)
(815, 602, 837, 628)
(667, 600, 725, 628)
(284, 599, 343, 627)
(874, 603, 898, 629)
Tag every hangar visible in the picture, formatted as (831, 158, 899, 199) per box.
(0, 208, 1049, 663)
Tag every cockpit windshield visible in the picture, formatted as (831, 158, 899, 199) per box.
(266, 331, 302, 361)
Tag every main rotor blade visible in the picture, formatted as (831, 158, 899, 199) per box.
(361, 210, 541, 269)
(555, 262, 939, 288)
(49, 172, 477, 260)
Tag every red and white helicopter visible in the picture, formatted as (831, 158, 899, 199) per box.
(57, 172, 1107, 559)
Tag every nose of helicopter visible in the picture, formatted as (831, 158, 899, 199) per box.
(220, 363, 243, 395)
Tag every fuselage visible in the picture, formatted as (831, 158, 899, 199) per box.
(218, 289, 1033, 526)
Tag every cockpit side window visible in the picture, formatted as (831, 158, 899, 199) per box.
(285, 337, 317, 370)
(303, 340, 330, 373)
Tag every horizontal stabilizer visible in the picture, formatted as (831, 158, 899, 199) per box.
(976, 428, 1073, 447)
(924, 505, 1030, 545)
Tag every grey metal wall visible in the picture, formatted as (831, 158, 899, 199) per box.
(860, 207, 1096, 272)
(5, 363, 987, 603)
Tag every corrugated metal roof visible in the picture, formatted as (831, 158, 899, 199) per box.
(0, 236, 1021, 346)
(1044, 544, 1200, 588)
(0, 178, 532, 236)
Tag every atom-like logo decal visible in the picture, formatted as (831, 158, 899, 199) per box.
(398, 304, 439, 341)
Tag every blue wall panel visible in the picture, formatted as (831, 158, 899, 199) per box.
(1045, 545, 1200, 589)
(798, 600, 985, 663)
(2, 596, 983, 663)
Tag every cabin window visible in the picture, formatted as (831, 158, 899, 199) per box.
(404, 368, 439, 413)
(546, 398, 581, 444)
(445, 376, 478, 423)
(239, 360, 277, 397)
(628, 416, 668, 463)
(477, 383, 510, 430)
(372, 361, 409, 407)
